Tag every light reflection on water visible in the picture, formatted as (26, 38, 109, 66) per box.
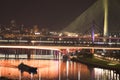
(0, 59, 119, 80)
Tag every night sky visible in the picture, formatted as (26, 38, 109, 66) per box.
(0, 0, 97, 31)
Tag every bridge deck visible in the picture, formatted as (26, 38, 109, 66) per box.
(0, 45, 119, 50)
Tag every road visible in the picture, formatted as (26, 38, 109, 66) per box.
(0, 45, 119, 51)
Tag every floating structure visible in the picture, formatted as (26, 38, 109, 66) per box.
(18, 63, 37, 74)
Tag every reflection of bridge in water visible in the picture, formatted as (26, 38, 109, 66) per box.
(0, 45, 120, 59)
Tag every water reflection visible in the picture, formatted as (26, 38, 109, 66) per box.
(0, 59, 119, 80)
(94, 68, 120, 80)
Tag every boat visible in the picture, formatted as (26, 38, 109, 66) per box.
(18, 63, 37, 74)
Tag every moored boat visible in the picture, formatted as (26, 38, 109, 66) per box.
(18, 63, 37, 74)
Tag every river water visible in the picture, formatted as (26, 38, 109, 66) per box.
(0, 59, 119, 80)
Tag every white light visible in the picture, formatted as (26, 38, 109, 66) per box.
(59, 33, 62, 36)
(35, 32, 40, 35)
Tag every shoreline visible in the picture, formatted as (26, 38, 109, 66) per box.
(71, 57, 120, 74)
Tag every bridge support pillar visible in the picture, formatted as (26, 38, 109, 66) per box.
(45, 50, 48, 55)
(15, 49, 19, 59)
(40, 49, 42, 55)
(54, 50, 60, 59)
(59, 51, 61, 60)
(26, 49, 31, 59)
(27, 54, 31, 59)
(50, 50, 54, 56)
(91, 48, 94, 54)
(34, 49, 37, 54)
(5, 54, 9, 59)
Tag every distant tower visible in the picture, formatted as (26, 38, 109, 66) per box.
(21, 24, 24, 31)
(10, 20, 16, 29)
(103, 0, 108, 40)
(92, 21, 95, 44)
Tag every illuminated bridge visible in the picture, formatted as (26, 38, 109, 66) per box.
(0, 45, 120, 59)
(0, 36, 120, 47)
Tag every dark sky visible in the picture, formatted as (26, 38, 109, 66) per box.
(0, 0, 97, 31)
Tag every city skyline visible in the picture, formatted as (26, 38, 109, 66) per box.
(0, 0, 96, 31)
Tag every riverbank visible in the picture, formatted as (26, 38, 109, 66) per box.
(71, 56, 120, 74)
(0, 76, 12, 80)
